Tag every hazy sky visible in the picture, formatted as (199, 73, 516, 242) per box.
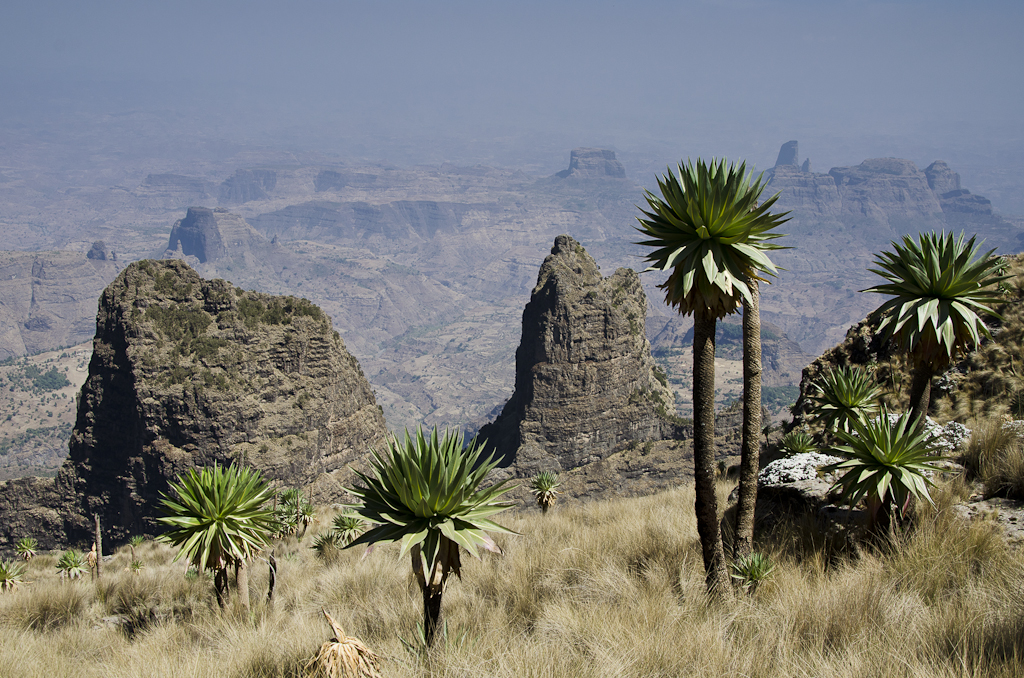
(2, 0, 1023, 206)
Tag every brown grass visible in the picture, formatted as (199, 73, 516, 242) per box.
(0, 484, 1022, 677)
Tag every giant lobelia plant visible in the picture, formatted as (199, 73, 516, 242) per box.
(822, 410, 946, 535)
(345, 427, 516, 646)
(864, 231, 1007, 427)
(806, 364, 884, 437)
(635, 158, 789, 592)
(157, 463, 277, 610)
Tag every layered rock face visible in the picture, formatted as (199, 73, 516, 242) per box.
(0, 251, 121, 359)
(0, 260, 387, 548)
(165, 207, 271, 264)
(219, 169, 277, 204)
(556, 148, 627, 179)
(480, 235, 674, 476)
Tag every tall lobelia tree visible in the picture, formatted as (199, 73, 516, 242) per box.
(345, 427, 516, 646)
(864, 232, 1007, 428)
(157, 463, 277, 611)
(636, 158, 788, 593)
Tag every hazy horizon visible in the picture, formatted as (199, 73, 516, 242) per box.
(2, 0, 1023, 210)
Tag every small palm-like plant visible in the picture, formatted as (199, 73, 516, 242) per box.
(332, 514, 366, 546)
(311, 531, 344, 561)
(822, 410, 946, 533)
(56, 549, 88, 580)
(781, 431, 817, 455)
(864, 232, 1007, 425)
(157, 463, 276, 608)
(731, 552, 776, 594)
(345, 427, 516, 646)
(806, 365, 884, 436)
(15, 537, 37, 561)
(0, 559, 27, 592)
(530, 471, 561, 514)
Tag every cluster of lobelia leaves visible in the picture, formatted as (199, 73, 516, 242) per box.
(344, 427, 516, 645)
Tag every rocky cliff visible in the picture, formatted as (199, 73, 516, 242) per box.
(0, 260, 387, 548)
(555, 148, 627, 179)
(165, 207, 272, 264)
(480, 235, 675, 476)
(0, 251, 121, 360)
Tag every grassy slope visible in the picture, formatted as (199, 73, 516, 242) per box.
(2, 481, 1022, 678)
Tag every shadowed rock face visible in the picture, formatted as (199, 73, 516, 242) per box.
(0, 260, 387, 549)
(166, 207, 269, 264)
(480, 235, 675, 476)
(775, 140, 800, 167)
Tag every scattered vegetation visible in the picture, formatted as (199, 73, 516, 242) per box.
(157, 463, 277, 609)
(16, 537, 38, 561)
(2, 483, 1024, 676)
(55, 549, 88, 580)
(0, 559, 26, 592)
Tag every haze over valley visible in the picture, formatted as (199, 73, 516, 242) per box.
(1, 0, 1022, 475)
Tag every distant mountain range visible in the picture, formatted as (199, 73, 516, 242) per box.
(0, 143, 1018, 454)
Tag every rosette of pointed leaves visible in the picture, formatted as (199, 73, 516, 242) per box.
(332, 514, 366, 546)
(0, 559, 26, 592)
(822, 410, 946, 527)
(15, 537, 37, 561)
(346, 427, 516, 570)
(807, 365, 884, 434)
(56, 549, 88, 580)
(635, 158, 790, 318)
(781, 431, 817, 455)
(864, 231, 1007, 370)
(345, 426, 516, 645)
(157, 463, 277, 572)
(530, 471, 561, 514)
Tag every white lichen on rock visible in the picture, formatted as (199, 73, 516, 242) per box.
(759, 452, 842, 486)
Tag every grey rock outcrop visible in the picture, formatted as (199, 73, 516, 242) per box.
(828, 158, 944, 235)
(556, 148, 627, 179)
(314, 170, 378, 192)
(801, 159, 811, 173)
(925, 160, 961, 195)
(480, 235, 675, 476)
(0, 251, 121, 360)
(165, 207, 270, 264)
(134, 174, 216, 209)
(775, 141, 800, 167)
(0, 260, 387, 549)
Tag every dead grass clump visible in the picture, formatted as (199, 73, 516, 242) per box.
(2, 578, 88, 631)
(960, 416, 1024, 499)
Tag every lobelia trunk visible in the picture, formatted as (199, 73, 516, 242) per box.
(734, 280, 762, 561)
(267, 551, 277, 604)
(692, 311, 731, 595)
(908, 362, 935, 432)
(235, 558, 250, 614)
(214, 567, 230, 609)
